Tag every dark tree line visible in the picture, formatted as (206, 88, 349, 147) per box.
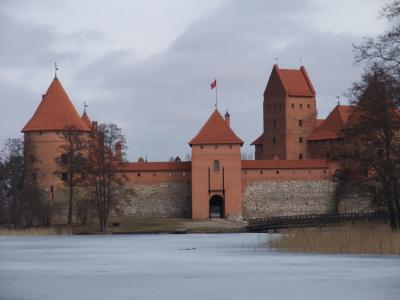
(0, 139, 51, 228)
(338, 1, 400, 230)
(0, 123, 128, 233)
(55, 123, 128, 232)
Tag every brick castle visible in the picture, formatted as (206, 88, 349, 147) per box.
(22, 65, 362, 221)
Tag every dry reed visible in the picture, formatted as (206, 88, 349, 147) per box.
(267, 224, 400, 255)
(0, 227, 72, 236)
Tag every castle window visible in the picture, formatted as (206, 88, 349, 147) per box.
(213, 159, 220, 171)
(299, 137, 303, 143)
(326, 154, 330, 160)
(307, 104, 310, 108)
(214, 145, 218, 149)
(300, 104, 302, 108)
(299, 154, 303, 160)
(276, 170, 279, 174)
(291, 103, 294, 109)
(137, 172, 141, 177)
(50, 186, 54, 193)
(260, 170, 263, 174)
(153, 173, 156, 177)
(272, 137, 276, 144)
(200, 145, 204, 149)
(229, 145, 232, 149)
(298, 120, 303, 127)
(273, 119, 276, 127)
(61, 172, 68, 181)
(39, 131, 43, 135)
(61, 154, 68, 164)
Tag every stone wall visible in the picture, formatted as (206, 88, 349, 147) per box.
(122, 182, 192, 218)
(243, 180, 337, 219)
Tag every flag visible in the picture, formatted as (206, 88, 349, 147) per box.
(210, 79, 217, 89)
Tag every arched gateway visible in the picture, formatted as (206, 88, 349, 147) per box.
(209, 194, 224, 219)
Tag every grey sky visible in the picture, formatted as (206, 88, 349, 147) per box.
(0, 0, 388, 161)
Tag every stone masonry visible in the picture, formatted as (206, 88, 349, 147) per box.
(243, 180, 337, 219)
(123, 182, 192, 218)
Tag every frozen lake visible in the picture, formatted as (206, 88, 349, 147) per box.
(0, 233, 399, 300)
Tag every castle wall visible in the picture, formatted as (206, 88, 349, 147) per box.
(122, 181, 192, 218)
(118, 168, 192, 218)
(284, 95, 316, 160)
(242, 180, 337, 219)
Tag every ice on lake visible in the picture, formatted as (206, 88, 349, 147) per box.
(0, 233, 399, 300)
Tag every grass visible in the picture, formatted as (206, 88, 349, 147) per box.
(267, 224, 400, 255)
(0, 226, 72, 236)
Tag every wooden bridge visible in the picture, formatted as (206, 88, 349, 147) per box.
(247, 212, 389, 232)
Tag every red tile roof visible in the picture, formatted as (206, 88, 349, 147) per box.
(242, 159, 329, 169)
(308, 105, 353, 141)
(251, 133, 264, 145)
(274, 65, 316, 97)
(119, 161, 191, 172)
(81, 111, 92, 129)
(316, 119, 324, 128)
(22, 77, 90, 132)
(189, 109, 243, 146)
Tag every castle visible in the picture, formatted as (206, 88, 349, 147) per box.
(22, 65, 361, 221)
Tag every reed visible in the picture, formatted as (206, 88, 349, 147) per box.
(267, 224, 400, 255)
(0, 227, 72, 236)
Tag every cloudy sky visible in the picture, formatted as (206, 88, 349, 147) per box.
(0, 0, 389, 161)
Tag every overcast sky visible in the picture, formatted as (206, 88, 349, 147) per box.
(0, 0, 389, 161)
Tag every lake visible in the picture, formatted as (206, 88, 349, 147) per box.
(0, 233, 399, 300)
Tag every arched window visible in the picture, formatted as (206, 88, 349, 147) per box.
(213, 159, 220, 171)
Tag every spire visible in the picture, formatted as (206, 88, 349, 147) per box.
(22, 77, 91, 132)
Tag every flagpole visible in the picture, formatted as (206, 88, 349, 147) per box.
(215, 78, 218, 109)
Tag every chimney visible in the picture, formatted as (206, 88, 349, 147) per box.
(225, 111, 230, 127)
(115, 141, 122, 162)
(92, 121, 98, 132)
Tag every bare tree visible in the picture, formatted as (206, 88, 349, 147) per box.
(338, 68, 400, 230)
(55, 127, 88, 225)
(86, 123, 127, 232)
(354, 1, 400, 77)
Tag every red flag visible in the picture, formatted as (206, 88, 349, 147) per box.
(210, 79, 217, 89)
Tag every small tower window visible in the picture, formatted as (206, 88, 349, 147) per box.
(213, 159, 220, 171)
(273, 119, 276, 127)
(299, 120, 303, 127)
(272, 137, 276, 144)
(291, 103, 294, 108)
(299, 154, 303, 160)
(61, 172, 68, 181)
(307, 104, 310, 108)
(300, 104, 302, 108)
(299, 137, 303, 143)
(61, 154, 68, 164)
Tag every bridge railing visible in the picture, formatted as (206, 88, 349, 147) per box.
(247, 212, 389, 231)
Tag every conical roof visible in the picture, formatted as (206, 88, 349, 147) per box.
(189, 109, 243, 146)
(81, 111, 92, 129)
(22, 77, 90, 132)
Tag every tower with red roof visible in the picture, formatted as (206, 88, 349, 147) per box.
(189, 109, 243, 220)
(22, 76, 91, 194)
(252, 65, 317, 160)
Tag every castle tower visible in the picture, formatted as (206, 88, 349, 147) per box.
(189, 109, 243, 220)
(252, 65, 317, 160)
(22, 77, 91, 193)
